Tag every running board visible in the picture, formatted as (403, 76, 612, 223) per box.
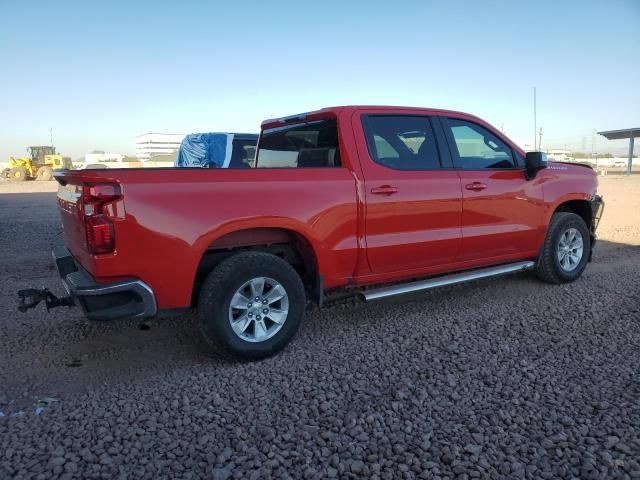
(362, 261, 536, 301)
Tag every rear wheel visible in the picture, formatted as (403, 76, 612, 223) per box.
(36, 166, 53, 181)
(0, 168, 9, 179)
(9, 166, 27, 182)
(535, 212, 590, 284)
(198, 251, 306, 360)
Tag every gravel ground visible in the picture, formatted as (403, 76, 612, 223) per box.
(1, 177, 639, 479)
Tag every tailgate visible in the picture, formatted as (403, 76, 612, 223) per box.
(57, 180, 86, 260)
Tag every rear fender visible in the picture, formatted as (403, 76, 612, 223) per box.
(192, 219, 325, 294)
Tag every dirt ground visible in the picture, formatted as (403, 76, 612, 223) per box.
(0, 176, 638, 479)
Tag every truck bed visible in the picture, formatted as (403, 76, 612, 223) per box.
(55, 167, 359, 309)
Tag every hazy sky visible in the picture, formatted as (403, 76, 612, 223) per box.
(0, 0, 638, 159)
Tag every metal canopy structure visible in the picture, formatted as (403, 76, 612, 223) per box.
(597, 128, 639, 175)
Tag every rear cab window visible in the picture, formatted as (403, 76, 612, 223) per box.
(256, 120, 340, 168)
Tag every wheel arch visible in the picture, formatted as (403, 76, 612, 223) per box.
(192, 225, 321, 306)
(552, 199, 592, 230)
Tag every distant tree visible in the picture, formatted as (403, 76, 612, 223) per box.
(571, 152, 587, 158)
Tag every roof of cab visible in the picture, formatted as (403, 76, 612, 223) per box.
(260, 105, 481, 129)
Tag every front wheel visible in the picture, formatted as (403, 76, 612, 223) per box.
(9, 166, 27, 182)
(535, 212, 590, 284)
(198, 251, 306, 360)
(36, 166, 53, 181)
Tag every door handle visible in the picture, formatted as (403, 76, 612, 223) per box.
(465, 182, 487, 191)
(371, 185, 398, 195)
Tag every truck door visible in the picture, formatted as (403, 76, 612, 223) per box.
(354, 114, 463, 274)
(439, 116, 543, 262)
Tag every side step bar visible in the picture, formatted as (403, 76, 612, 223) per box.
(362, 261, 536, 301)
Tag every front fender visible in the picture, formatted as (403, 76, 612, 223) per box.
(540, 163, 598, 226)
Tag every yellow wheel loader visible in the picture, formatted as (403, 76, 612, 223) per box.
(3, 146, 72, 181)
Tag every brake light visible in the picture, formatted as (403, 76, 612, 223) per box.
(82, 183, 121, 254)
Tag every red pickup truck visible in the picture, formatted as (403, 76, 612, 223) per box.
(45, 106, 603, 360)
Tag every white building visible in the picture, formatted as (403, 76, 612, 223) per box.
(135, 133, 185, 161)
(515, 140, 536, 152)
(84, 152, 125, 164)
(546, 149, 572, 162)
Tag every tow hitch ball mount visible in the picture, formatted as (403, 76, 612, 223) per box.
(17, 288, 74, 313)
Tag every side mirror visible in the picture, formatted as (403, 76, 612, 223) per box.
(525, 151, 548, 180)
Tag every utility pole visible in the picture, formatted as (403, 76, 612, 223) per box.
(533, 87, 537, 150)
(538, 127, 543, 152)
(627, 133, 635, 176)
(591, 129, 600, 169)
(50, 128, 54, 147)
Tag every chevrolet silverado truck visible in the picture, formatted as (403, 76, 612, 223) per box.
(24, 106, 604, 360)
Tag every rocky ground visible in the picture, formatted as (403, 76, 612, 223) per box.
(0, 177, 638, 479)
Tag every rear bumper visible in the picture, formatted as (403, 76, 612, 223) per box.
(52, 246, 157, 321)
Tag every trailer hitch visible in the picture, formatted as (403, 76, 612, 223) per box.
(17, 288, 74, 313)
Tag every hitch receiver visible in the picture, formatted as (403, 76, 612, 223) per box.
(18, 288, 74, 313)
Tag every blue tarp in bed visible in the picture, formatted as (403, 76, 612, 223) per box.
(175, 133, 232, 168)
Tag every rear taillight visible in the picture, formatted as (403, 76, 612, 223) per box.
(82, 184, 122, 254)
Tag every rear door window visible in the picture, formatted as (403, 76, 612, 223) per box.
(362, 115, 441, 170)
(256, 120, 340, 168)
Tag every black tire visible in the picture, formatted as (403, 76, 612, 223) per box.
(36, 166, 53, 181)
(0, 168, 9, 179)
(535, 212, 591, 284)
(9, 166, 27, 182)
(198, 251, 306, 360)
